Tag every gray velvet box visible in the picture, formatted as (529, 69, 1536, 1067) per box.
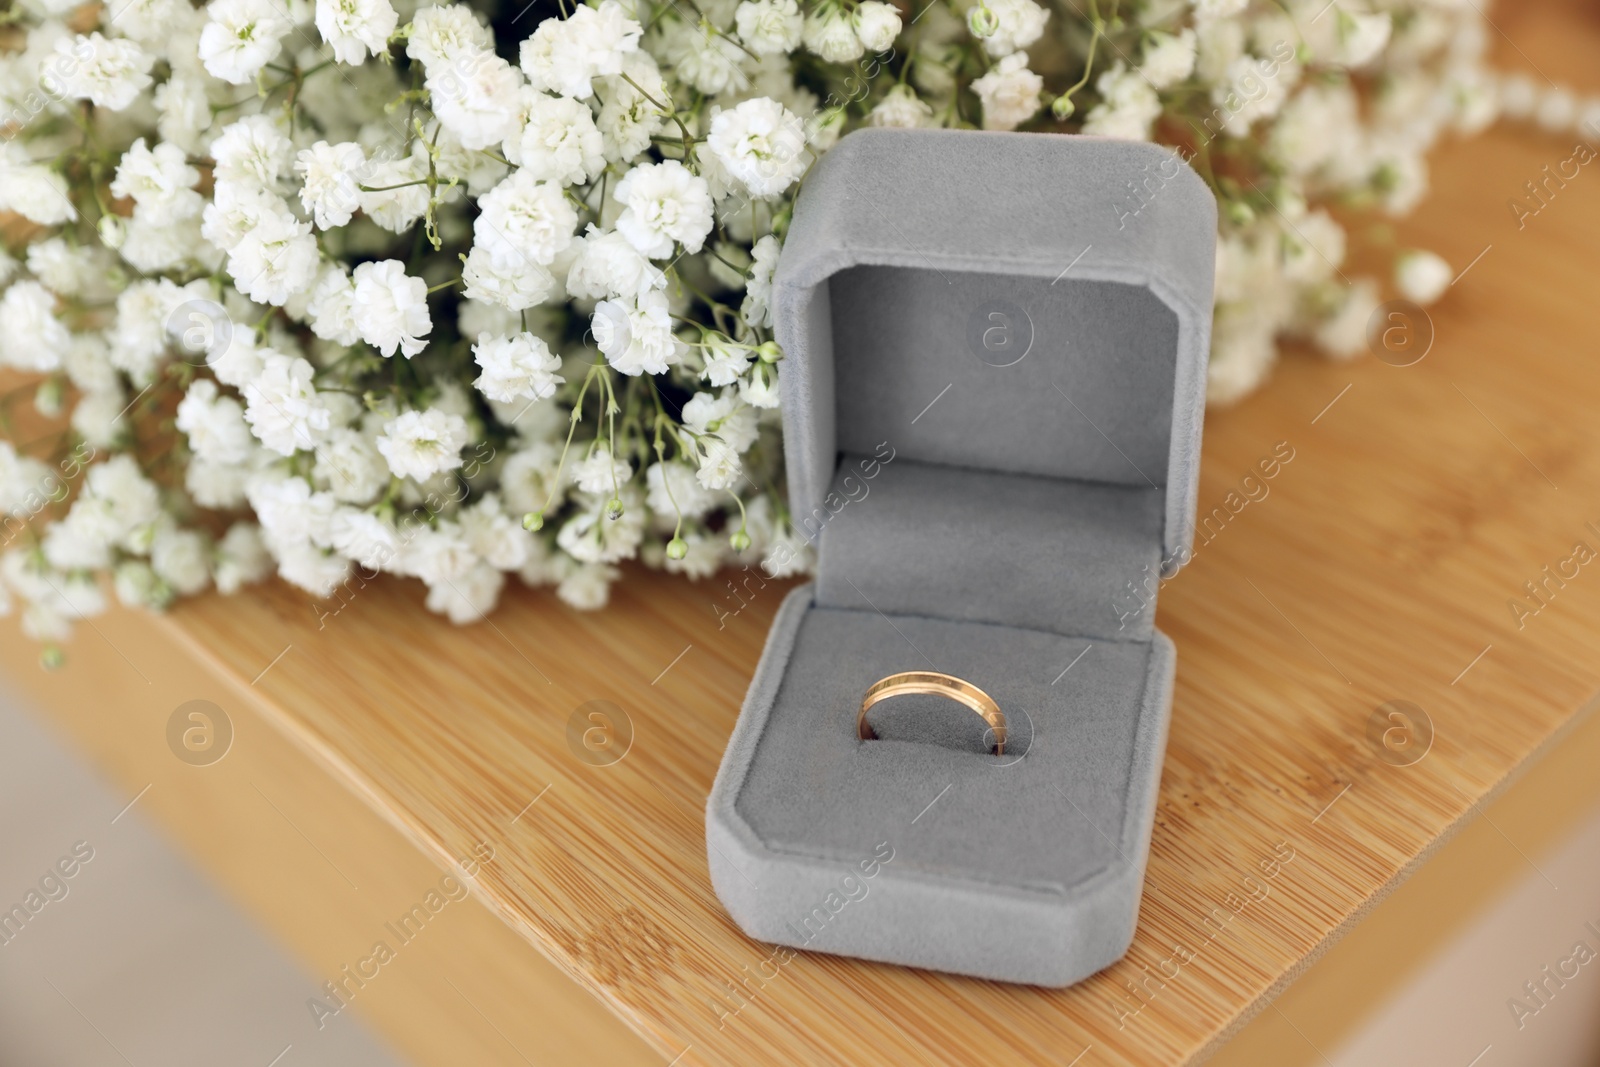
(705, 128, 1215, 986)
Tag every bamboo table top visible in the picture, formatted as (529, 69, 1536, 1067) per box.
(25, 4, 1600, 1063)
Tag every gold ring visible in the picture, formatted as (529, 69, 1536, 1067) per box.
(857, 671, 1007, 755)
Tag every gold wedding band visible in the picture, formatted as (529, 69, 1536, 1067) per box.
(857, 671, 1007, 755)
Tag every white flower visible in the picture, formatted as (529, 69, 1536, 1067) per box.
(329, 507, 399, 570)
(73, 389, 129, 450)
(0, 282, 68, 372)
(593, 290, 680, 375)
(1213, 54, 1293, 136)
(428, 48, 524, 151)
(472, 332, 565, 403)
(314, 427, 390, 503)
(802, 8, 862, 63)
(663, 22, 748, 97)
(152, 527, 211, 595)
(1314, 278, 1382, 360)
(459, 494, 530, 569)
(854, 1, 902, 52)
(556, 561, 619, 608)
(187, 456, 251, 508)
(155, 73, 214, 154)
(741, 234, 781, 330)
(116, 560, 172, 610)
(110, 139, 202, 225)
(514, 92, 606, 187)
(1396, 250, 1452, 306)
(110, 279, 183, 384)
(1336, 11, 1391, 69)
(243, 353, 334, 455)
(646, 461, 717, 520)
(972, 52, 1042, 131)
(202, 180, 285, 251)
(869, 83, 934, 127)
(1192, 0, 1246, 18)
(701, 335, 752, 387)
(971, 0, 1048, 57)
(614, 160, 714, 258)
(248, 474, 337, 548)
(357, 148, 432, 232)
(566, 225, 663, 301)
(199, 0, 292, 84)
(519, 0, 642, 100)
(53, 34, 153, 110)
(572, 451, 632, 494)
(215, 523, 273, 594)
(707, 97, 809, 199)
(557, 488, 645, 563)
(682, 390, 757, 490)
(461, 244, 557, 311)
(1084, 61, 1162, 140)
(227, 210, 321, 307)
(275, 541, 351, 596)
(316, 0, 398, 65)
(595, 53, 665, 162)
(296, 141, 367, 228)
(0, 443, 53, 517)
(176, 378, 255, 464)
(352, 260, 432, 358)
(377, 408, 471, 481)
(406, 3, 492, 71)
(1281, 210, 1345, 284)
(741, 364, 780, 408)
(0, 153, 75, 226)
(210, 115, 294, 188)
(307, 266, 361, 344)
(475, 169, 579, 270)
(736, 0, 802, 56)
(1141, 29, 1196, 90)
(426, 561, 505, 623)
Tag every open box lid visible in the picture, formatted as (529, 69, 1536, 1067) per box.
(773, 129, 1216, 623)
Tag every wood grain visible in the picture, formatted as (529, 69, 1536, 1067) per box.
(8, 3, 1600, 1063)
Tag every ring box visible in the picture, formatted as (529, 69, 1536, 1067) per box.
(705, 128, 1215, 986)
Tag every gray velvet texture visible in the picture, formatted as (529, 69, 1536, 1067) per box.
(706, 129, 1214, 987)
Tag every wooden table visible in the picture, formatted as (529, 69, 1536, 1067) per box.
(8, 3, 1600, 1063)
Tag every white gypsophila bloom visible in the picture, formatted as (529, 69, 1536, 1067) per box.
(1213, 54, 1294, 136)
(199, 0, 292, 84)
(215, 522, 272, 593)
(155, 73, 215, 154)
(316, 0, 398, 64)
(247, 473, 337, 548)
(357, 148, 431, 232)
(329, 507, 399, 570)
(1141, 29, 1196, 90)
(61, 333, 118, 394)
(0, 282, 68, 372)
(228, 210, 321, 307)
(700, 336, 752, 387)
(1083, 62, 1162, 140)
(115, 0, 198, 45)
(735, 0, 803, 56)
(592, 289, 680, 376)
(377, 408, 471, 481)
(176, 378, 256, 464)
(307, 267, 362, 344)
(428, 48, 524, 151)
(596, 53, 665, 163)
(406, 3, 493, 71)
(0, 442, 53, 516)
(741, 234, 781, 330)
(572, 451, 632, 495)
(243, 353, 334, 455)
(395, 521, 475, 584)
(296, 141, 367, 229)
(854, 1, 901, 52)
(802, 7, 862, 64)
(683, 390, 759, 452)
(0, 150, 75, 226)
(1281, 210, 1345, 284)
(707, 97, 809, 199)
(972, 0, 1048, 58)
(461, 243, 558, 311)
(614, 159, 714, 258)
(520, 0, 643, 100)
(556, 488, 645, 563)
(110, 279, 183, 384)
(352, 260, 432, 358)
(52, 34, 153, 111)
(566, 225, 664, 301)
(972, 52, 1042, 131)
(475, 168, 579, 270)
(645, 460, 718, 520)
(110, 139, 202, 225)
(211, 115, 295, 188)
(869, 83, 934, 127)
(663, 21, 749, 97)
(1192, 0, 1245, 19)
(459, 494, 530, 569)
(1336, 11, 1391, 69)
(187, 455, 251, 508)
(274, 541, 352, 596)
(152, 527, 211, 595)
(72, 389, 128, 450)
(1313, 278, 1382, 360)
(556, 560, 618, 608)
(515, 93, 606, 187)
(741, 364, 779, 408)
(208, 332, 267, 390)
(27, 239, 97, 298)
(314, 427, 390, 503)
(115, 560, 171, 611)
(425, 560, 505, 623)
(123, 212, 207, 275)
(1396, 250, 1453, 306)
(201, 180, 285, 252)
(471, 332, 565, 404)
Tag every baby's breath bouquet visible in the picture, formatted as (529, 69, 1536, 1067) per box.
(0, 0, 1517, 642)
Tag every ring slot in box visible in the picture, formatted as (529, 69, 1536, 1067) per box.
(706, 128, 1215, 986)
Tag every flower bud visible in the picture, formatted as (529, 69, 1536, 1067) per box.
(756, 340, 783, 363)
(729, 529, 752, 552)
(666, 537, 688, 560)
(35, 378, 65, 418)
(523, 511, 544, 531)
(98, 215, 127, 249)
(1051, 94, 1076, 121)
(967, 4, 999, 39)
(605, 496, 624, 520)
